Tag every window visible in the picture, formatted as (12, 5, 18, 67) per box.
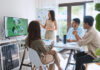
(57, 1, 95, 39)
(72, 5, 84, 26)
(58, 2, 85, 39)
(57, 7, 67, 38)
(86, 2, 99, 27)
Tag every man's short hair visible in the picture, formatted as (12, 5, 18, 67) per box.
(84, 16, 94, 26)
(73, 18, 80, 25)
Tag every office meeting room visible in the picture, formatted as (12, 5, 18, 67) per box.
(0, 0, 100, 70)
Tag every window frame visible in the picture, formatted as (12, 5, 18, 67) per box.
(59, 1, 93, 31)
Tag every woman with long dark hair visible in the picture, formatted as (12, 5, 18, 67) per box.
(26, 21, 62, 70)
(39, 10, 57, 40)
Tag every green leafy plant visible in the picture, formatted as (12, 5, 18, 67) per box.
(95, 14, 100, 32)
(94, 48, 100, 62)
(95, 3, 100, 11)
(94, 3, 100, 62)
(95, 48, 100, 56)
(95, 3, 100, 32)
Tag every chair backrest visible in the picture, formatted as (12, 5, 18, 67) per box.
(28, 48, 43, 67)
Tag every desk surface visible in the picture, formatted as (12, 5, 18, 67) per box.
(0, 38, 25, 45)
(44, 40, 82, 51)
(54, 42, 81, 50)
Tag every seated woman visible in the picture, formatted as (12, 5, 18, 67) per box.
(25, 21, 62, 70)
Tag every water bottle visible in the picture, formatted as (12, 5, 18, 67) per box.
(56, 35, 59, 42)
(63, 35, 66, 44)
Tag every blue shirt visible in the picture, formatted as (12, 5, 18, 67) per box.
(67, 27, 85, 40)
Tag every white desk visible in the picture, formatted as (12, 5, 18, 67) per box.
(0, 38, 25, 45)
(54, 42, 83, 70)
(44, 39, 84, 52)
(44, 40, 83, 51)
(44, 40, 83, 70)
(54, 42, 82, 51)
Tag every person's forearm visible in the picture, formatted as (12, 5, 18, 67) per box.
(67, 40, 70, 42)
(71, 40, 78, 42)
(46, 28, 56, 31)
(40, 23, 46, 29)
(67, 39, 78, 42)
(75, 34, 81, 41)
(55, 26, 57, 30)
(51, 28, 56, 31)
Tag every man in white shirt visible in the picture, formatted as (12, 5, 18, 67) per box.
(73, 16, 100, 70)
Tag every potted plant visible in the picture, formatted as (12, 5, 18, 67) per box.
(95, 3, 100, 32)
(94, 48, 100, 65)
(94, 3, 100, 64)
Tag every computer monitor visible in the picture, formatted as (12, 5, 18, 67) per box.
(5, 16, 28, 37)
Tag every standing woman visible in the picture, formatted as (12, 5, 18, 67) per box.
(39, 10, 57, 40)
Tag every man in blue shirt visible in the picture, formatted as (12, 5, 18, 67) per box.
(59, 18, 85, 54)
(67, 18, 85, 42)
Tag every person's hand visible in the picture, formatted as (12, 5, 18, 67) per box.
(48, 28, 54, 30)
(46, 27, 55, 31)
(73, 30, 78, 35)
(67, 39, 75, 42)
(67, 39, 72, 42)
(46, 28, 52, 30)
(48, 50, 55, 55)
(44, 52, 48, 55)
(46, 27, 51, 30)
(67, 39, 70, 42)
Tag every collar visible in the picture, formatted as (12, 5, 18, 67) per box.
(87, 27, 93, 32)
(73, 26, 80, 30)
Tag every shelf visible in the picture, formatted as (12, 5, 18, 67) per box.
(0, 38, 25, 45)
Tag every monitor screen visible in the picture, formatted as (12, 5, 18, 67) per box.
(5, 16, 28, 37)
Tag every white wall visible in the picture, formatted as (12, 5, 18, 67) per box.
(0, 0, 36, 39)
(95, 0, 100, 3)
(35, 0, 59, 8)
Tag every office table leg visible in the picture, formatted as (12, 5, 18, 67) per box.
(65, 49, 75, 70)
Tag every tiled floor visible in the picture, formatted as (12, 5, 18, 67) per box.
(19, 48, 100, 70)
(20, 52, 75, 70)
(86, 63, 100, 70)
(21, 54, 100, 70)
